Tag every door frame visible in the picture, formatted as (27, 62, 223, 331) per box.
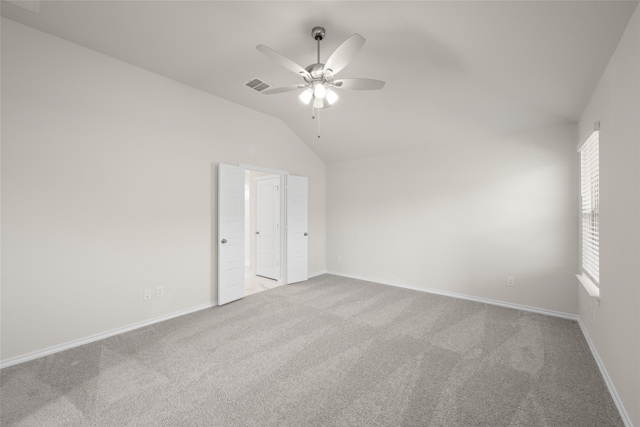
(239, 163, 289, 285)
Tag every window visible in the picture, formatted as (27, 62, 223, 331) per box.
(579, 128, 599, 287)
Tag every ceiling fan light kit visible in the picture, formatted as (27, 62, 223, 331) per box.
(257, 26, 385, 137)
(299, 87, 313, 104)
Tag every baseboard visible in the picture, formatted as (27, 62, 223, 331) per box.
(309, 270, 327, 279)
(0, 301, 217, 369)
(0, 272, 576, 368)
(577, 317, 633, 427)
(325, 271, 578, 320)
(1, 271, 328, 369)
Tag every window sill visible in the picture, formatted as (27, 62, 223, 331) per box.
(575, 274, 600, 304)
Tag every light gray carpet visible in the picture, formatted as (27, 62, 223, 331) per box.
(1, 274, 623, 426)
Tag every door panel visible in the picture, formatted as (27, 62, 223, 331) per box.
(256, 176, 280, 280)
(218, 163, 245, 305)
(286, 175, 308, 284)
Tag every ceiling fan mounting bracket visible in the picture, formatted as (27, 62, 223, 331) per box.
(311, 26, 325, 41)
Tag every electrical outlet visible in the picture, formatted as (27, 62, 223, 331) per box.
(143, 289, 152, 300)
(507, 276, 515, 287)
(156, 286, 165, 298)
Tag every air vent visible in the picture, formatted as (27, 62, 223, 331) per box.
(245, 78, 271, 93)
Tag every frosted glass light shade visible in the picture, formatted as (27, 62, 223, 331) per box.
(326, 89, 339, 105)
(314, 83, 327, 99)
(299, 88, 313, 104)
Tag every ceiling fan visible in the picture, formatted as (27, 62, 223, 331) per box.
(257, 26, 385, 109)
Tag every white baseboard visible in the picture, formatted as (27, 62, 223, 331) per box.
(1, 272, 330, 369)
(326, 270, 577, 320)
(0, 301, 217, 369)
(577, 317, 633, 427)
(309, 270, 327, 279)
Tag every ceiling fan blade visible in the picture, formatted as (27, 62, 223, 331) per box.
(324, 34, 365, 75)
(261, 85, 305, 95)
(333, 78, 385, 90)
(256, 45, 311, 79)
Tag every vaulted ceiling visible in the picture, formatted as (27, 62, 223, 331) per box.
(2, 1, 637, 163)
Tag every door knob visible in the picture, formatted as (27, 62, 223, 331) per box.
(221, 239, 227, 244)
(256, 231, 260, 235)
(304, 232, 308, 236)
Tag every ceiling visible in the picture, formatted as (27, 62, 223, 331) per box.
(2, 1, 637, 163)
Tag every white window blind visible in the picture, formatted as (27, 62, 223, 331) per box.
(579, 130, 599, 286)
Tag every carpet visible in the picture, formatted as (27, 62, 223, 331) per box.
(0, 274, 623, 426)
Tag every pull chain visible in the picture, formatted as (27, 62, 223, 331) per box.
(311, 107, 321, 139)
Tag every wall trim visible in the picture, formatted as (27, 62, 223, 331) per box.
(0, 301, 217, 369)
(577, 317, 633, 427)
(309, 270, 327, 278)
(326, 270, 577, 320)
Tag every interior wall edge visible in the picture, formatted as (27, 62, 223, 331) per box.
(309, 270, 328, 278)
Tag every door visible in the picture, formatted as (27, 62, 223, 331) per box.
(217, 163, 245, 305)
(256, 176, 280, 280)
(286, 175, 308, 284)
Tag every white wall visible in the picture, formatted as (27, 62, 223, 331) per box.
(1, 19, 326, 361)
(327, 123, 579, 314)
(578, 5, 640, 426)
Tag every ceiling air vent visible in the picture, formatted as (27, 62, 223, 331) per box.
(245, 78, 271, 93)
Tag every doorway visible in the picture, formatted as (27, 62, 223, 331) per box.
(244, 171, 283, 296)
(218, 162, 308, 305)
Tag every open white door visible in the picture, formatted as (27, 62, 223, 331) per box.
(217, 163, 245, 305)
(286, 175, 308, 284)
(256, 175, 280, 280)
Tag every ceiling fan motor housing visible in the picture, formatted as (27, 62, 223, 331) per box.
(305, 63, 325, 80)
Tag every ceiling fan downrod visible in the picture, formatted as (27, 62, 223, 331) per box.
(312, 26, 325, 65)
(311, 27, 326, 139)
